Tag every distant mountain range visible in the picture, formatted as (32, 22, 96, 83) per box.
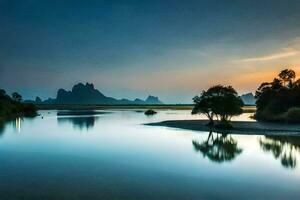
(25, 82, 255, 106)
(30, 82, 164, 105)
(240, 93, 256, 105)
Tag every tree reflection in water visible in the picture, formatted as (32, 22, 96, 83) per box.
(0, 120, 4, 136)
(192, 131, 243, 163)
(259, 136, 300, 169)
(0, 117, 23, 136)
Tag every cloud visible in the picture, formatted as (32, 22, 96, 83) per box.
(234, 50, 299, 63)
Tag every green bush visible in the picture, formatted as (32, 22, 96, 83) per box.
(284, 107, 300, 123)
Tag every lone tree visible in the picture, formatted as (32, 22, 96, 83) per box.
(192, 85, 244, 127)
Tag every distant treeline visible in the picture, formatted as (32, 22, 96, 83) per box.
(0, 89, 37, 120)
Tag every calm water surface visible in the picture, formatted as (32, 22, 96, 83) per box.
(0, 110, 299, 200)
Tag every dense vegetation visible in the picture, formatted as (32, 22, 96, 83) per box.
(192, 85, 244, 128)
(0, 89, 37, 120)
(255, 69, 300, 122)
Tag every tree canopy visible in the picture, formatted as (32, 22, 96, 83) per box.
(0, 89, 36, 119)
(192, 85, 244, 127)
(255, 69, 300, 122)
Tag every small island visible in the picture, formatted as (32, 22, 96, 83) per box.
(147, 69, 300, 136)
(144, 109, 157, 116)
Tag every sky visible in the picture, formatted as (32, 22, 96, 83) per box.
(1, 0, 300, 103)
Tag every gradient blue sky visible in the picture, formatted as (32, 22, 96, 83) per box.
(1, 0, 300, 103)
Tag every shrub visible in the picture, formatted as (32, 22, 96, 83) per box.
(144, 109, 157, 116)
(284, 107, 300, 123)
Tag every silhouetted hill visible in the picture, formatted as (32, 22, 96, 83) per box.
(240, 93, 255, 105)
(39, 82, 164, 105)
(56, 83, 119, 104)
(145, 95, 163, 104)
(133, 98, 145, 104)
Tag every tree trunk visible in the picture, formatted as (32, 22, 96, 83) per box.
(207, 114, 214, 126)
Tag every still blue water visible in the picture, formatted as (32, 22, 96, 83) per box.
(0, 110, 299, 200)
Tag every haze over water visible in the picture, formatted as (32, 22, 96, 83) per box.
(0, 110, 299, 199)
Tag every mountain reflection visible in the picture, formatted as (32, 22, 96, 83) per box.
(57, 116, 98, 130)
(259, 136, 300, 169)
(192, 132, 243, 163)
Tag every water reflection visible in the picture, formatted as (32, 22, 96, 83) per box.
(0, 117, 23, 136)
(0, 120, 5, 136)
(57, 116, 99, 130)
(193, 131, 243, 163)
(14, 117, 22, 133)
(259, 136, 300, 169)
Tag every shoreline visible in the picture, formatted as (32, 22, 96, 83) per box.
(0, 112, 37, 121)
(146, 119, 300, 136)
(36, 104, 256, 112)
(37, 104, 194, 110)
